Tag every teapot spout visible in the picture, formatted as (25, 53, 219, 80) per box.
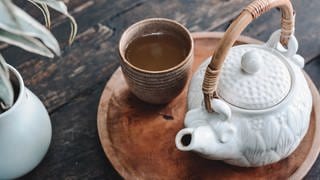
(175, 128, 195, 151)
(175, 126, 241, 161)
(175, 126, 217, 155)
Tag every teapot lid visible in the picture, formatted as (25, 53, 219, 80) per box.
(217, 45, 292, 110)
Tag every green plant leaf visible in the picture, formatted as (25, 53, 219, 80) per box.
(0, 29, 54, 58)
(31, 0, 78, 44)
(0, 1, 60, 55)
(0, 54, 14, 110)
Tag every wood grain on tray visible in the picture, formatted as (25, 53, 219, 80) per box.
(97, 32, 320, 179)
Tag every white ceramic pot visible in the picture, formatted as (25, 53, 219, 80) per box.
(174, 0, 313, 167)
(175, 29, 312, 167)
(0, 65, 52, 179)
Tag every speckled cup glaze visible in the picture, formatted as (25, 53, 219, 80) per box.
(119, 18, 194, 104)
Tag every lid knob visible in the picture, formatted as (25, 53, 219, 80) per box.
(241, 51, 263, 74)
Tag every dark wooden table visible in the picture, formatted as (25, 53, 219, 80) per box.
(3, 0, 319, 179)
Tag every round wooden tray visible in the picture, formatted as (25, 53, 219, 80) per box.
(97, 32, 320, 179)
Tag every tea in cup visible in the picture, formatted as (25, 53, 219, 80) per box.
(119, 18, 194, 104)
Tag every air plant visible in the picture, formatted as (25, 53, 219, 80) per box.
(0, 0, 77, 111)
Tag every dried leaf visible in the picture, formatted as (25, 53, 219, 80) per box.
(0, 1, 60, 55)
(0, 29, 54, 58)
(31, 0, 78, 44)
(28, 0, 51, 28)
(0, 54, 13, 109)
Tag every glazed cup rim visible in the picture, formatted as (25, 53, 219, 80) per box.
(0, 65, 25, 119)
(119, 18, 194, 74)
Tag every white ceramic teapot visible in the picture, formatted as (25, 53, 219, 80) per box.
(175, 0, 312, 167)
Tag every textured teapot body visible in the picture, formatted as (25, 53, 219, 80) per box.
(175, 30, 312, 167)
(0, 66, 52, 179)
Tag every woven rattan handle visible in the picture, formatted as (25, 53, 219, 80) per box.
(202, 0, 294, 112)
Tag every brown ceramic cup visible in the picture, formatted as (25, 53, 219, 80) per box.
(119, 18, 194, 104)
